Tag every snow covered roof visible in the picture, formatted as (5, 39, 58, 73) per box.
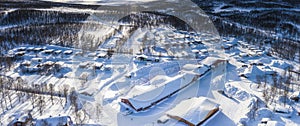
(122, 73, 196, 111)
(79, 62, 90, 68)
(43, 61, 55, 66)
(97, 51, 107, 57)
(27, 47, 34, 50)
(88, 52, 97, 57)
(63, 50, 73, 54)
(33, 48, 42, 51)
(291, 91, 300, 97)
(54, 50, 62, 54)
(94, 62, 103, 67)
(201, 57, 226, 67)
(43, 49, 54, 53)
(166, 97, 219, 125)
(31, 58, 43, 62)
(261, 118, 271, 123)
(182, 64, 209, 75)
(265, 121, 284, 126)
(15, 51, 26, 55)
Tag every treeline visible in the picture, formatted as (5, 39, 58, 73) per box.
(119, 11, 194, 31)
(0, 9, 89, 26)
(0, 22, 82, 50)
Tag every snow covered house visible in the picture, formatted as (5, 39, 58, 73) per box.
(165, 97, 220, 126)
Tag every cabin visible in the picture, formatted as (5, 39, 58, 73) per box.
(79, 62, 90, 68)
(250, 61, 264, 66)
(54, 50, 62, 55)
(290, 91, 300, 102)
(34, 116, 73, 126)
(20, 61, 31, 67)
(15, 51, 26, 57)
(97, 52, 107, 58)
(273, 105, 292, 118)
(16, 47, 27, 52)
(260, 118, 271, 124)
(26, 47, 35, 52)
(54, 62, 63, 72)
(43, 61, 55, 67)
(191, 49, 200, 53)
(201, 57, 228, 69)
(135, 55, 151, 62)
(165, 97, 220, 126)
(9, 115, 33, 126)
(74, 51, 83, 56)
(31, 58, 43, 63)
(63, 50, 73, 55)
(33, 48, 43, 52)
(88, 52, 97, 57)
(43, 49, 54, 54)
(103, 64, 113, 71)
(199, 49, 208, 54)
(93, 62, 103, 69)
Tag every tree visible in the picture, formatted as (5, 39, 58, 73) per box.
(37, 96, 45, 116)
(95, 103, 102, 122)
(283, 75, 292, 106)
(63, 84, 69, 105)
(270, 72, 279, 104)
(256, 75, 262, 88)
(69, 88, 79, 112)
(49, 83, 54, 105)
(30, 93, 36, 109)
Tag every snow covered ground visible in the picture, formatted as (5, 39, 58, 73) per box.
(1, 1, 300, 125)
